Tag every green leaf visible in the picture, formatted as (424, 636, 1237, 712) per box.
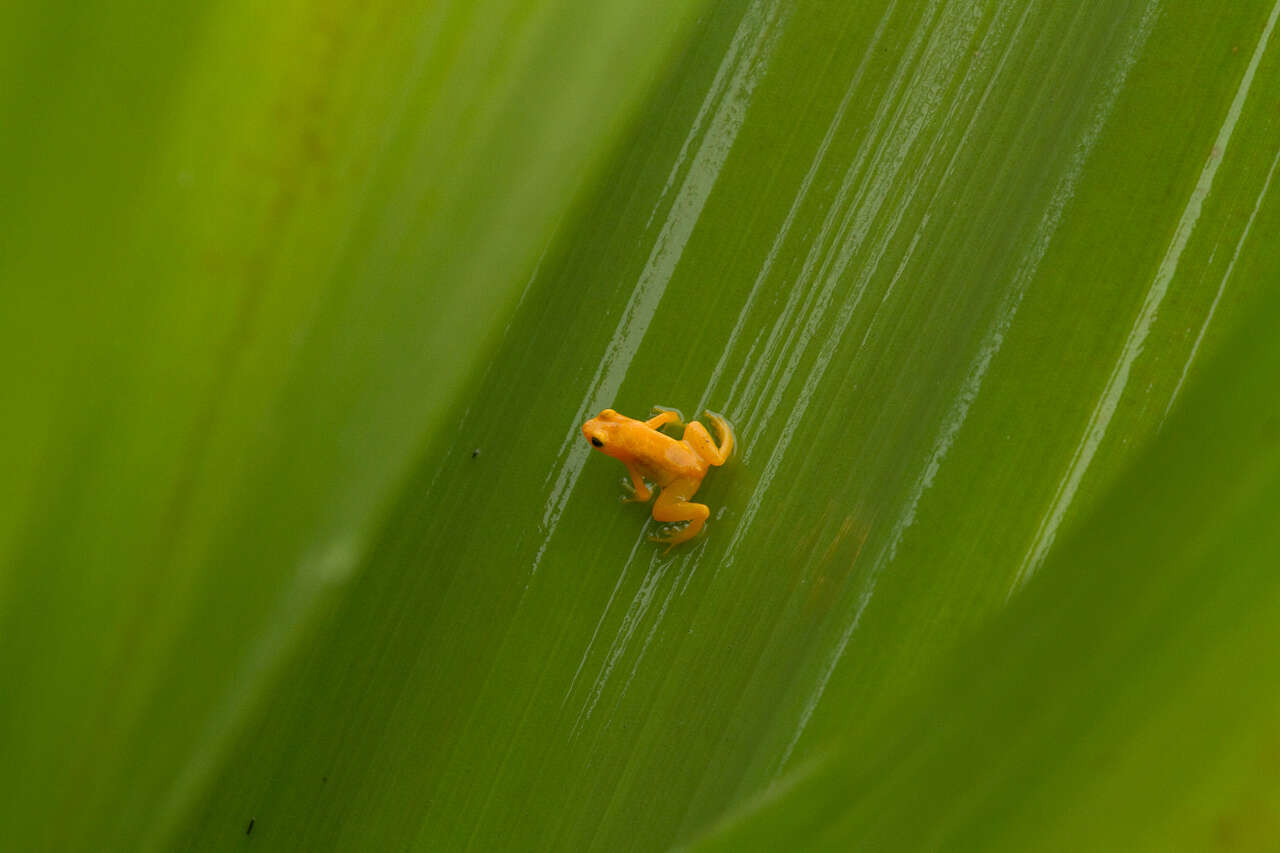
(0, 0, 708, 848)
(687, 265, 1280, 851)
(6, 0, 1280, 849)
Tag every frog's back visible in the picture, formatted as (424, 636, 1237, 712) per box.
(633, 431, 707, 485)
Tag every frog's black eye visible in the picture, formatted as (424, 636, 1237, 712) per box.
(591, 437, 603, 448)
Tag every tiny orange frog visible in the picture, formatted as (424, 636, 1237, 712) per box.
(582, 406, 735, 549)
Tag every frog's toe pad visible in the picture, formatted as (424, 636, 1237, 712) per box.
(648, 522, 696, 549)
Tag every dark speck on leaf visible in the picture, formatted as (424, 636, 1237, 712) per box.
(246, 818, 255, 836)
(1262, 415, 1279, 445)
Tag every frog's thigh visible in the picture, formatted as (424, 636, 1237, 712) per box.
(682, 422, 728, 466)
(652, 479, 710, 543)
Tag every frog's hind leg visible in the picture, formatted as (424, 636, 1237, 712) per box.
(682, 412, 734, 466)
(649, 478, 709, 550)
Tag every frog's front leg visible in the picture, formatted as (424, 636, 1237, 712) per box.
(644, 406, 684, 431)
(621, 463, 653, 502)
(649, 477, 709, 551)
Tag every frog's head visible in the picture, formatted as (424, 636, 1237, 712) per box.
(582, 408, 626, 458)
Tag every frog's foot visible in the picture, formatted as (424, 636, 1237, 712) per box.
(649, 522, 695, 554)
(645, 406, 684, 432)
(649, 483, 709, 551)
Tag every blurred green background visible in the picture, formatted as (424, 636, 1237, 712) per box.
(2, 0, 1278, 849)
